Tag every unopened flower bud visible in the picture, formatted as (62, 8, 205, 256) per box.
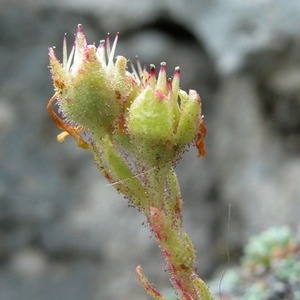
(48, 24, 206, 164)
(49, 25, 138, 140)
(175, 89, 201, 144)
(127, 86, 175, 142)
(127, 62, 203, 165)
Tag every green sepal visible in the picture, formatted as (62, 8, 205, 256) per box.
(175, 90, 201, 144)
(113, 56, 140, 107)
(127, 87, 175, 142)
(61, 46, 121, 136)
(97, 135, 147, 203)
(49, 48, 68, 93)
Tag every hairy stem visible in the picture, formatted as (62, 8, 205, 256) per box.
(140, 169, 212, 300)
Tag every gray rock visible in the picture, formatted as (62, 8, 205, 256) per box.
(1, 0, 300, 299)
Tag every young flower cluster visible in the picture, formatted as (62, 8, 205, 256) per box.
(48, 24, 206, 168)
(49, 25, 139, 144)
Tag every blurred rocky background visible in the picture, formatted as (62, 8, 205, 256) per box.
(1, 0, 300, 299)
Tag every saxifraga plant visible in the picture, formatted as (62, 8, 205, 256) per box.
(47, 24, 212, 300)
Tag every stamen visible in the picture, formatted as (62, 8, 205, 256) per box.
(63, 34, 68, 70)
(148, 64, 156, 89)
(73, 24, 87, 69)
(106, 33, 111, 57)
(130, 61, 141, 84)
(75, 24, 87, 49)
(66, 45, 75, 71)
(77, 23, 84, 34)
(97, 40, 106, 65)
(172, 66, 180, 96)
(167, 78, 172, 92)
(107, 32, 119, 72)
(157, 62, 167, 93)
(136, 56, 143, 78)
(150, 64, 156, 76)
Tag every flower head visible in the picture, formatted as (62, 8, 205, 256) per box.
(48, 24, 206, 165)
(127, 61, 206, 164)
(48, 24, 138, 143)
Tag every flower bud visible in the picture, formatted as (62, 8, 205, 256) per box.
(127, 63, 203, 165)
(49, 25, 138, 139)
(48, 25, 206, 165)
(174, 89, 201, 144)
(127, 86, 175, 142)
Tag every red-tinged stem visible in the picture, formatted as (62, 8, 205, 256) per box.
(91, 138, 212, 299)
(147, 207, 199, 300)
(140, 170, 212, 300)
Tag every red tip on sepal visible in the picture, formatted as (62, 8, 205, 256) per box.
(77, 24, 84, 33)
(149, 64, 156, 76)
(159, 61, 166, 73)
(174, 66, 181, 77)
(167, 78, 172, 92)
(157, 62, 167, 93)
